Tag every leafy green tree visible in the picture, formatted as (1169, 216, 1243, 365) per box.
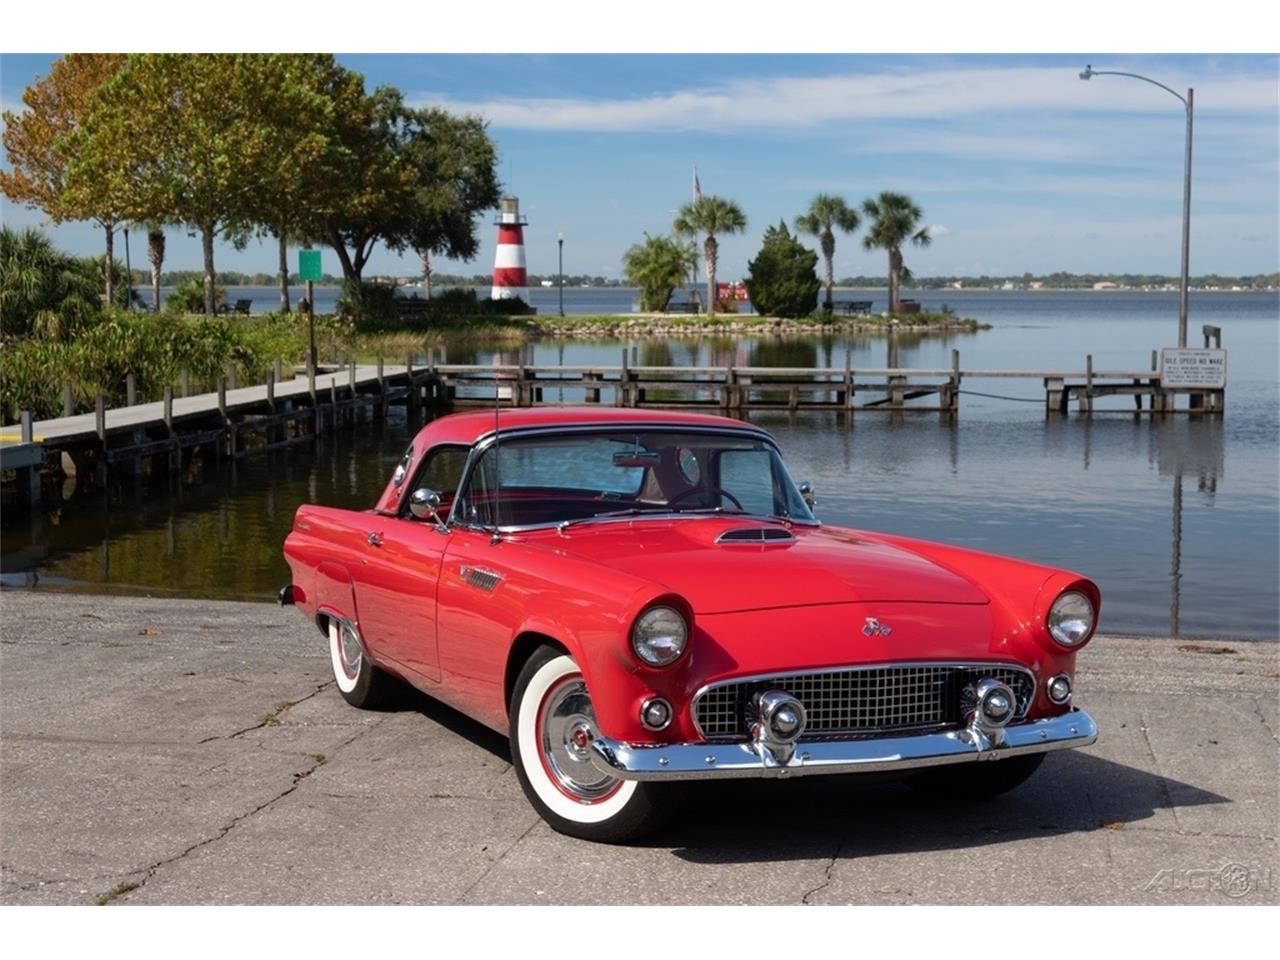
(622, 233, 697, 311)
(861, 191, 931, 314)
(304, 90, 501, 285)
(66, 54, 346, 316)
(0, 55, 126, 305)
(673, 195, 747, 315)
(0, 227, 101, 339)
(744, 220, 820, 319)
(795, 194, 860, 311)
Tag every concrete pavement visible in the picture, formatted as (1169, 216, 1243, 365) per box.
(1, 591, 1275, 905)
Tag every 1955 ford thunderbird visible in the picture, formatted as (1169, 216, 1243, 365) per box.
(281, 408, 1099, 842)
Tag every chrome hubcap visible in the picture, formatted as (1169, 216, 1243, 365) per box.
(338, 623, 362, 679)
(539, 677, 620, 801)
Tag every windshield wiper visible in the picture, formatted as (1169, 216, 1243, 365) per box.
(557, 506, 669, 531)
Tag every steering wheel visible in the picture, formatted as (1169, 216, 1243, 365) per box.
(666, 485, 744, 511)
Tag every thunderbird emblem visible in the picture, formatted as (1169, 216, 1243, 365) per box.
(862, 617, 893, 638)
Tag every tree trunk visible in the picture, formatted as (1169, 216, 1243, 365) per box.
(822, 230, 835, 310)
(421, 250, 432, 299)
(704, 235, 718, 317)
(152, 270, 161, 313)
(201, 226, 216, 316)
(277, 233, 291, 313)
(888, 248, 902, 314)
(104, 222, 115, 307)
(328, 235, 357, 283)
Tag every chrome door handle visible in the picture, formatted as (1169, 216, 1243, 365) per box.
(366, 531, 383, 547)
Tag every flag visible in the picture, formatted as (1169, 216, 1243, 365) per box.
(693, 166, 702, 201)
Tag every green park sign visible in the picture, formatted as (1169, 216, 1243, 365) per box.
(298, 249, 322, 282)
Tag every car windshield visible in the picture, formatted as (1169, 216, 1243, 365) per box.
(452, 429, 816, 529)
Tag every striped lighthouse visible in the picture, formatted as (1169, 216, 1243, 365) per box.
(491, 196, 528, 302)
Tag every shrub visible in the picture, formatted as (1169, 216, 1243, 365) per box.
(165, 277, 225, 314)
(745, 221, 821, 319)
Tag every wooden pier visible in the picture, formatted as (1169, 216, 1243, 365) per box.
(0, 338, 1226, 510)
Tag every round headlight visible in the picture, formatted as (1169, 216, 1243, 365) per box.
(631, 606, 688, 667)
(1048, 591, 1095, 647)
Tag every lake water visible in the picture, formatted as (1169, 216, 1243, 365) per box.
(3, 289, 1277, 640)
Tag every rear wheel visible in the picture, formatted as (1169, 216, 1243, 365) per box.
(327, 618, 398, 709)
(908, 752, 1046, 798)
(510, 645, 671, 843)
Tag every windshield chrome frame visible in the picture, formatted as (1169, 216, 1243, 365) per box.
(445, 422, 820, 535)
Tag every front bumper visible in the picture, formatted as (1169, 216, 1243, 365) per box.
(589, 708, 1097, 781)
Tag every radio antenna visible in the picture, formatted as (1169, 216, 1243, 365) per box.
(490, 352, 502, 544)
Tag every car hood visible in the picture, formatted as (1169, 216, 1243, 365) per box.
(525, 519, 988, 613)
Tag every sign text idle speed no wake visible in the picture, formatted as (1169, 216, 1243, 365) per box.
(1161, 348, 1227, 388)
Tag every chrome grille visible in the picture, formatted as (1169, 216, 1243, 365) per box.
(693, 663, 1035, 740)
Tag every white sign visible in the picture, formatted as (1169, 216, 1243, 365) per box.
(1161, 348, 1227, 389)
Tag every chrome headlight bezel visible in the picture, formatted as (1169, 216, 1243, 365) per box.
(630, 605, 689, 667)
(1047, 591, 1095, 647)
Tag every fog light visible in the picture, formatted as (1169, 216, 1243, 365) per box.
(640, 697, 672, 731)
(975, 677, 1016, 730)
(1048, 674, 1073, 705)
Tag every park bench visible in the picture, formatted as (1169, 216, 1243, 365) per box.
(217, 298, 252, 315)
(836, 300, 874, 315)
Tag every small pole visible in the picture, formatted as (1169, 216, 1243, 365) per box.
(20, 409, 33, 443)
(163, 386, 173, 430)
(307, 278, 316, 371)
(267, 369, 276, 408)
(228, 364, 238, 390)
(62, 381, 74, 418)
(308, 365, 316, 402)
(349, 359, 357, 397)
(95, 394, 106, 441)
(126, 372, 137, 407)
(377, 356, 385, 392)
(217, 378, 227, 419)
(274, 357, 282, 382)
(180, 367, 190, 398)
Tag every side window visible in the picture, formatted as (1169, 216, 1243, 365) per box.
(717, 449, 777, 517)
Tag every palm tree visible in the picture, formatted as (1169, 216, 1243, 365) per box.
(146, 226, 165, 312)
(622, 233, 697, 312)
(673, 195, 747, 315)
(860, 191, 931, 314)
(795, 194, 860, 312)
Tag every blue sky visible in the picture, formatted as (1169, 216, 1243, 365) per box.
(2, 53, 1277, 281)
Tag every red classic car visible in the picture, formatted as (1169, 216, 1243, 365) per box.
(281, 407, 1099, 842)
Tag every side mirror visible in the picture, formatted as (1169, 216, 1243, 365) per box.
(798, 481, 817, 509)
(409, 488, 446, 528)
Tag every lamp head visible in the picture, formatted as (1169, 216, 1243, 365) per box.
(1079, 65, 1094, 80)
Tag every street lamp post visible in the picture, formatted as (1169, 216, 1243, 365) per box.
(1080, 65, 1194, 348)
(557, 233, 565, 317)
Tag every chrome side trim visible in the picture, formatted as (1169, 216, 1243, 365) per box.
(690, 660, 1038, 740)
(588, 708, 1098, 782)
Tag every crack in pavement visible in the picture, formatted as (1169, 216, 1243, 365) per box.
(457, 816, 542, 903)
(93, 720, 380, 905)
(197, 680, 335, 743)
(800, 840, 844, 905)
(1252, 697, 1279, 746)
(1139, 712, 1183, 834)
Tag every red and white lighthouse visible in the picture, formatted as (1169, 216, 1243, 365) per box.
(491, 196, 528, 302)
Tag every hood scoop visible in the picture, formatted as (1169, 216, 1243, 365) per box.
(716, 526, 796, 545)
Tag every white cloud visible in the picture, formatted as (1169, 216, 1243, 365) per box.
(417, 64, 1279, 133)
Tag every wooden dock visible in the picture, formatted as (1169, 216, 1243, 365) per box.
(0, 342, 1225, 510)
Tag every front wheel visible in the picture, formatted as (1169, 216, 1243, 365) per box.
(510, 646, 671, 843)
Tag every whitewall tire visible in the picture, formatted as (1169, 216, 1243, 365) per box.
(327, 618, 398, 709)
(510, 646, 671, 843)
